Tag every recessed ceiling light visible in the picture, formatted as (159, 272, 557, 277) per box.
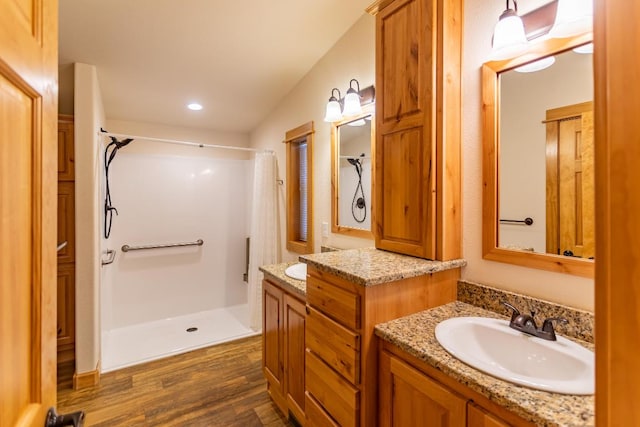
(187, 103, 203, 111)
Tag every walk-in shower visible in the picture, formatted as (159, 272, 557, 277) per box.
(100, 134, 267, 372)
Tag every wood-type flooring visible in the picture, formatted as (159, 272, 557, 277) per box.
(57, 336, 293, 427)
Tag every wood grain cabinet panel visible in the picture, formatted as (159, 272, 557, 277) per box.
(305, 392, 340, 427)
(306, 306, 360, 384)
(58, 116, 74, 181)
(307, 274, 360, 329)
(468, 403, 512, 427)
(262, 279, 307, 425)
(306, 350, 359, 427)
(57, 115, 76, 364)
(56, 263, 75, 348)
(284, 293, 307, 423)
(57, 181, 75, 264)
(263, 280, 285, 409)
(372, 0, 462, 260)
(379, 350, 466, 427)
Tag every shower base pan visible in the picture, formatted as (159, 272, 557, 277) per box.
(101, 304, 258, 372)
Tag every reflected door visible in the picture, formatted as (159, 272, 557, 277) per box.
(545, 102, 595, 258)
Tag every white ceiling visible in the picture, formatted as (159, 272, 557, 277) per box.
(59, 0, 373, 133)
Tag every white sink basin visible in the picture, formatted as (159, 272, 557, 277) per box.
(284, 263, 307, 281)
(435, 317, 594, 395)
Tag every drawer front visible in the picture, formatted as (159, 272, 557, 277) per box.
(306, 350, 359, 427)
(305, 392, 340, 427)
(307, 306, 360, 384)
(307, 274, 360, 329)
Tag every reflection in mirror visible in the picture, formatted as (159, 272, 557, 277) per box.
(482, 33, 595, 278)
(499, 46, 594, 257)
(331, 110, 374, 238)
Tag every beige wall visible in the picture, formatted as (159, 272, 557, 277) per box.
(250, 4, 594, 311)
(74, 62, 106, 373)
(250, 13, 376, 262)
(461, 0, 594, 310)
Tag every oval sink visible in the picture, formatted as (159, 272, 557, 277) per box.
(435, 317, 594, 395)
(284, 263, 307, 281)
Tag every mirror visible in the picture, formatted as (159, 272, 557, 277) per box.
(331, 108, 374, 238)
(482, 33, 594, 278)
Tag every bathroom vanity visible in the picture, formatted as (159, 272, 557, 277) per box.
(261, 248, 466, 426)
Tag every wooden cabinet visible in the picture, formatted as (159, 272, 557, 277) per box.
(305, 265, 459, 427)
(467, 403, 512, 427)
(284, 293, 307, 423)
(379, 340, 535, 427)
(369, 0, 462, 260)
(57, 115, 75, 363)
(262, 279, 307, 425)
(379, 349, 466, 426)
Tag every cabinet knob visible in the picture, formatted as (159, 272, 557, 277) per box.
(305, 306, 311, 315)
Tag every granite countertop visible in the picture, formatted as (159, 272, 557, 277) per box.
(259, 261, 306, 298)
(375, 301, 594, 427)
(300, 247, 466, 286)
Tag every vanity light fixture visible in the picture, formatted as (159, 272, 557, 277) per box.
(549, 0, 593, 39)
(324, 88, 343, 122)
(515, 55, 556, 73)
(343, 79, 363, 116)
(491, 0, 528, 61)
(323, 80, 375, 122)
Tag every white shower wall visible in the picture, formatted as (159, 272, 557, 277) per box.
(102, 152, 251, 331)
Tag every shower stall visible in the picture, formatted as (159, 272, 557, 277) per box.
(100, 137, 264, 372)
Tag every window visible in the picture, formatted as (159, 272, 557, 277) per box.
(285, 121, 314, 254)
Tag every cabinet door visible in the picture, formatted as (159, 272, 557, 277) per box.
(468, 403, 512, 427)
(284, 294, 306, 424)
(379, 350, 466, 427)
(262, 281, 284, 401)
(57, 182, 75, 264)
(375, 0, 437, 259)
(56, 263, 75, 348)
(58, 117, 74, 181)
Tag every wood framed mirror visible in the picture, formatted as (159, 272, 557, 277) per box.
(331, 106, 375, 239)
(482, 32, 595, 278)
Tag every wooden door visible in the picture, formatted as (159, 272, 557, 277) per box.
(284, 294, 306, 425)
(545, 102, 595, 258)
(374, 0, 436, 259)
(262, 280, 285, 410)
(379, 351, 466, 427)
(0, 0, 59, 426)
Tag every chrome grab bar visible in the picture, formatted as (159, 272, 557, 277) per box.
(101, 249, 116, 266)
(121, 239, 204, 253)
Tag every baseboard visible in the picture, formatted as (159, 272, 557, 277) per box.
(73, 360, 100, 390)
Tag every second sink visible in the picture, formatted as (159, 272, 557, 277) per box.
(435, 316, 594, 395)
(284, 263, 307, 281)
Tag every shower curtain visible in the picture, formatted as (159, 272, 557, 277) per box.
(248, 151, 279, 331)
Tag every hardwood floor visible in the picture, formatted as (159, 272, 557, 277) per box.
(57, 336, 293, 427)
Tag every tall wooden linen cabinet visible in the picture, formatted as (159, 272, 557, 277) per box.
(370, 0, 462, 261)
(57, 115, 76, 364)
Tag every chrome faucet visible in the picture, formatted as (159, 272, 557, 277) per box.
(502, 301, 568, 341)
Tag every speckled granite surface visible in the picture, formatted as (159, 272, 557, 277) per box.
(375, 302, 595, 427)
(458, 280, 594, 343)
(259, 262, 306, 299)
(299, 247, 466, 286)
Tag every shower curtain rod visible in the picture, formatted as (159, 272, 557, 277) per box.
(99, 131, 273, 153)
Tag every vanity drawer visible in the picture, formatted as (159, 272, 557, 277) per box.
(306, 306, 361, 384)
(305, 392, 340, 427)
(306, 349, 359, 427)
(307, 274, 360, 329)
